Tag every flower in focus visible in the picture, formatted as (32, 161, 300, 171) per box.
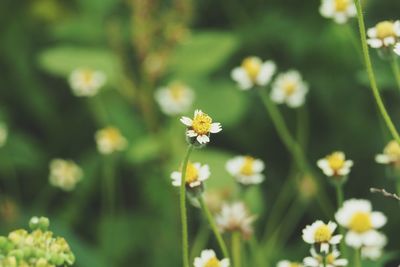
(335, 199, 387, 249)
(216, 202, 256, 239)
(0, 122, 8, 148)
(225, 155, 265, 185)
(154, 81, 195, 116)
(231, 56, 276, 90)
(395, 43, 400, 56)
(367, 21, 400, 49)
(270, 70, 308, 108)
(68, 68, 106, 97)
(303, 248, 348, 267)
(277, 260, 303, 267)
(95, 126, 128, 155)
(49, 159, 83, 191)
(375, 140, 400, 167)
(319, 0, 356, 24)
(317, 151, 353, 177)
(302, 220, 342, 253)
(180, 109, 222, 145)
(194, 249, 230, 267)
(170, 162, 210, 188)
(360, 231, 387, 260)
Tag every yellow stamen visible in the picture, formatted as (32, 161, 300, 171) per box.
(384, 140, 400, 160)
(184, 162, 199, 184)
(81, 69, 94, 84)
(349, 212, 372, 233)
(240, 156, 255, 176)
(314, 224, 332, 243)
(169, 82, 185, 101)
(204, 257, 220, 267)
(326, 253, 335, 264)
(290, 263, 302, 267)
(327, 152, 345, 171)
(376, 21, 396, 39)
(335, 0, 349, 12)
(192, 112, 212, 135)
(241, 57, 262, 81)
(283, 81, 297, 96)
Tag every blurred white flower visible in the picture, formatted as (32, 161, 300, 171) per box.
(317, 151, 353, 177)
(319, 0, 356, 24)
(277, 260, 303, 267)
(95, 126, 128, 155)
(302, 220, 342, 253)
(303, 248, 348, 267)
(154, 81, 195, 116)
(49, 159, 83, 191)
(0, 123, 8, 148)
(226, 156, 265, 185)
(216, 202, 256, 239)
(367, 21, 400, 49)
(375, 140, 400, 166)
(395, 43, 400, 55)
(270, 70, 308, 108)
(335, 199, 387, 249)
(360, 231, 387, 260)
(231, 56, 276, 90)
(194, 249, 229, 267)
(170, 162, 210, 188)
(68, 68, 106, 97)
(180, 109, 222, 145)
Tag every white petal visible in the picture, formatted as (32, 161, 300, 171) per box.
(231, 67, 253, 90)
(303, 256, 319, 267)
(187, 130, 198, 137)
(371, 212, 387, 228)
(384, 37, 396, 46)
(197, 135, 210, 144)
(180, 117, 193, 126)
(375, 154, 390, 164)
(367, 28, 377, 38)
(330, 235, 343, 244)
(210, 123, 222, 133)
(367, 39, 383, 48)
(345, 231, 362, 248)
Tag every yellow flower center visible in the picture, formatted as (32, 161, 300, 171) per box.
(169, 83, 185, 101)
(326, 253, 335, 264)
(349, 212, 372, 233)
(192, 113, 212, 135)
(241, 57, 262, 81)
(327, 152, 345, 171)
(290, 263, 302, 267)
(283, 81, 297, 96)
(384, 140, 400, 159)
(184, 162, 199, 184)
(314, 224, 332, 243)
(204, 257, 220, 267)
(81, 69, 94, 85)
(376, 21, 396, 39)
(335, 0, 349, 12)
(240, 156, 255, 176)
(104, 128, 123, 144)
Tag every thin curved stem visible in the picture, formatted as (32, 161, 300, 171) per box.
(354, 0, 400, 144)
(335, 184, 347, 256)
(180, 144, 194, 267)
(232, 232, 242, 267)
(199, 196, 230, 259)
(354, 248, 362, 267)
(390, 55, 400, 91)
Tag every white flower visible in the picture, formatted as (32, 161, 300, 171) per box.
(49, 159, 83, 191)
(231, 57, 276, 90)
(395, 43, 400, 56)
(375, 140, 400, 167)
(319, 0, 356, 24)
(360, 231, 387, 260)
(216, 202, 256, 239)
(95, 126, 128, 155)
(367, 21, 400, 49)
(277, 260, 303, 267)
(180, 110, 222, 145)
(68, 68, 106, 97)
(0, 123, 8, 148)
(154, 81, 195, 116)
(317, 151, 353, 177)
(303, 248, 348, 267)
(335, 199, 387, 249)
(270, 70, 308, 108)
(194, 249, 229, 267)
(170, 162, 210, 188)
(302, 220, 342, 253)
(226, 156, 265, 185)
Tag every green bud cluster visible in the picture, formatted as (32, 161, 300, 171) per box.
(0, 217, 75, 267)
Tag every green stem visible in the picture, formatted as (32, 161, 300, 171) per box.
(232, 232, 241, 267)
(390, 55, 400, 91)
(323, 255, 327, 267)
(102, 155, 116, 215)
(189, 223, 210, 262)
(354, 0, 400, 144)
(335, 184, 347, 256)
(180, 145, 194, 267)
(199, 196, 229, 258)
(354, 248, 362, 267)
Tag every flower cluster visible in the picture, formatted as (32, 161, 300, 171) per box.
(95, 126, 128, 155)
(180, 110, 222, 145)
(68, 68, 106, 97)
(317, 151, 353, 179)
(319, 0, 356, 24)
(375, 140, 400, 167)
(0, 217, 75, 267)
(194, 249, 229, 267)
(367, 21, 400, 49)
(225, 155, 265, 185)
(49, 158, 83, 191)
(154, 81, 195, 116)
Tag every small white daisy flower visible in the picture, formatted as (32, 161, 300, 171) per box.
(170, 162, 210, 188)
(394, 43, 400, 55)
(277, 260, 303, 267)
(216, 202, 256, 239)
(49, 159, 83, 191)
(194, 249, 230, 267)
(375, 140, 400, 167)
(303, 248, 348, 267)
(317, 151, 353, 177)
(0, 123, 8, 148)
(231, 56, 276, 90)
(335, 199, 387, 249)
(319, 0, 356, 24)
(360, 231, 387, 260)
(68, 68, 106, 97)
(180, 109, 222, 145)
(302, 220, 342, 253)
(154, 81, 195, 116)
(367, 21, 400, 49)
(270, 70, 309, 108)
(226, 156, 265, 185)
(95, 126, 128, 155)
